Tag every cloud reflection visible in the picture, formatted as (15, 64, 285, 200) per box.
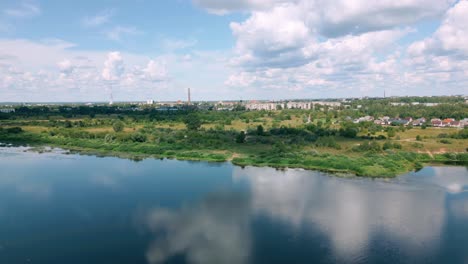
(143, 192, 251, 264)
(233, 166, 449, 261)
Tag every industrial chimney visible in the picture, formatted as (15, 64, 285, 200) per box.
(188, 88, 191, 105)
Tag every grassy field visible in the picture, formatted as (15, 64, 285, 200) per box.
(1, 114, 466, 178)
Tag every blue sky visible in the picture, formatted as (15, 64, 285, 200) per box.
(0, 0, 466, 102)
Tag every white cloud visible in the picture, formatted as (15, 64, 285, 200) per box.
(213, 0, 464, 98)
(315, 0, 454, 37)
(142, 60, 168, 82)
(403, 1, 468, 92)
(233, 166, 447, 260)
(82, 9, 114, 27)
(57, 59, 74, 75)
(193, 0, 296, 14)
(162, 38, 198, 51)
(230, 3, 314, 69)
(4, 2, 41, 18)
(0, 38, 233, 102)
(105, 26, 142, 41)
(196, 0, 454, 36)
(142, 193, 251, 264)
(408, 1, 468, 57)
(102, 52, 124, 81)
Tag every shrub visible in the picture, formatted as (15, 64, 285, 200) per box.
(236, 131, 246, 143)
(440, 139, 452, 144)
(5, 127, 23, 134)
(112, 121, 124, 132)
(184, 114, 202, 130)
(315, 136, 341, 149)
(104, 133, 116, 143)
(256, 125, 265, 136)
(130, 133, 147, 143)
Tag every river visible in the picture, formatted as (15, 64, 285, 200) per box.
(0, 147, 467, 264)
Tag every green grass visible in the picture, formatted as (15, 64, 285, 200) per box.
(1, 120, 466, 178)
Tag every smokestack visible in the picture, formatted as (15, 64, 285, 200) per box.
(188, 88, 191, 105)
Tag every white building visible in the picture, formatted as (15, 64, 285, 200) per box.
(245, 102, 280, 111)
(0, 108, 15, 113)
(286, 102, 312, 109)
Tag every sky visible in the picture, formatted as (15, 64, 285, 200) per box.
(0, 0, 467, 102)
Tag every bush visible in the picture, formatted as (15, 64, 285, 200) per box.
(236, 131, 246, 143)
(440, 139, 452, 144)
(184, 114, 202, 130)
(130, 133, 147, 143)
(353, 141, 381, 152)
(315, 136, 341, 149)
(5, 127, 23, 134)
(256, 125, 265, 136)
(416, 135, 422, 141)
(112, 121, 124, 132)
(376, 135, 387, 140)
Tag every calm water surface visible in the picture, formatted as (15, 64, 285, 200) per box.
(0, 147, 467, 264)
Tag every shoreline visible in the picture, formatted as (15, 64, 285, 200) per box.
(2, 141, 466, 178)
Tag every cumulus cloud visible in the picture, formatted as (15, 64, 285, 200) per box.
(230, 3, 314, 69)
(193, 0, 296, 14)
(142, 60, 168, 82)
(315, 0, 454, 37)
(0, 38, 232, 102)
(404, 1, 468, 91)
(196, 0, 454, 36)
(210, 0, 464, 97)
(57, 59, 75, 75)
(102, 52, 125, 81)
(408, 0, 468, 57)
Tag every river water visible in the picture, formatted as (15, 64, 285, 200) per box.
(0, 147, 467, 264)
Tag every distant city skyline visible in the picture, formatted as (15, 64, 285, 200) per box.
(0, 0, 467, 102)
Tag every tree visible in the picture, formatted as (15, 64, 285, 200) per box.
(256, 125, 264, 136)
(387, 128, 396, 138)
(340, 125, 358, 138)
(184, 114, 202, 130)
(236, 131, 246, 143)
(112, 121, 124, 132)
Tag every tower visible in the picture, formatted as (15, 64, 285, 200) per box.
(188, 88, 191, 105)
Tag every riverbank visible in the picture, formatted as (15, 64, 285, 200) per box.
(1, 131, 466, 178)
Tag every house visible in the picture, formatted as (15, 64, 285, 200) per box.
(461, 118, 468, 128)
(431, 119, 442, 127)
(442, 118, 455, 127)
(411, 118, 426, 126)
(390, 118, 410, 126)
(450, 121, 461, 128)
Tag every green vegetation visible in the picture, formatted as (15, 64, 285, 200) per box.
(0, 98, 466, 178)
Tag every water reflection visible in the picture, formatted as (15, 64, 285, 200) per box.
(1, 147, 467, 264)
(143, 192, 251, 264)
(233, 167, 453, 262)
